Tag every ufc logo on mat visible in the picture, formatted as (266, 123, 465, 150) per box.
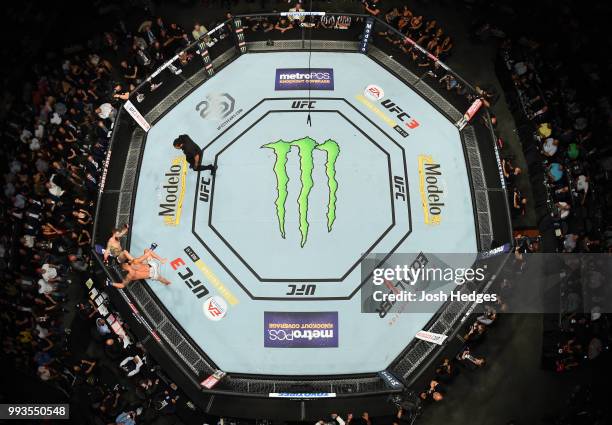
(286, 284, 316, 296)
(291, 100, 316, 109)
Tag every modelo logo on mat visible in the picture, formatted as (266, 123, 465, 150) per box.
(158, 156, 188, 226)
(418, 155, 445, 225)
(275, 68, 334, 91)
(364, 84, 384, 101)
(264, 312, 338, 348)
(203, 296, 228, 321)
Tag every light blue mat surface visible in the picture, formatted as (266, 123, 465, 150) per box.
(130, 52, 476, 375)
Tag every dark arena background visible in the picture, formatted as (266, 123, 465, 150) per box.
(1, 1, 611, 425)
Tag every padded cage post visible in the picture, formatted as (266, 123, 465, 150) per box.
(199, 46, 214, 77)
(233, 17, 247, 54)
(360, 17, 375, 53)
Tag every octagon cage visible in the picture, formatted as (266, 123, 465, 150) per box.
(90, 11, 513, 420)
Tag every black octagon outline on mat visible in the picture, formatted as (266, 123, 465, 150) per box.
(210, 109, 394, 281)
(192, 97, 412, 300)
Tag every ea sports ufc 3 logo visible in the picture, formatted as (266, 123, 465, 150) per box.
(195, 93, 235, 120)
(364, 85, 420, 130)
(381, 99, 420, 129)
(365, 84, 384, 100)
(262, 137, 340, 247)
(203, 296, 227, 321)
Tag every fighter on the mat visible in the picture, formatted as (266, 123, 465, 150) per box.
(112, 248, 171, 288)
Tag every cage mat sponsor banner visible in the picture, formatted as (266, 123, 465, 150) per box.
(274, 68, 334, 91)
(264, 311, 338, 348)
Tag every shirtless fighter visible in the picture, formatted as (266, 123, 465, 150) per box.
(104, 224, 134, 264)
(112, 248, 171, 288)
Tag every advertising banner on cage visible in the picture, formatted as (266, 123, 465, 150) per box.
(378, 370, 404, 390)
(269, 392, 336, 398)
(98, 147, 112, 193)
(415, 330, 448, 345)
(264, 311, 338, 348)
(465, 98, 484, 121)
(200, 370, 226, 389)
(457, 98, 484, 130)
(280, 11, 326, 17)
(359, 17, 374, 53)
(477, 242, 512, 260)
(124, 100, 151, 132)
(274, 68, 334, 91)
(404, 36, 439, 62)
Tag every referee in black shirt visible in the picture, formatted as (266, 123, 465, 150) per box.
(173, 134, 217, 174)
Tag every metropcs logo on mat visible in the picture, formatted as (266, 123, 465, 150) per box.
(158, 156, 188, 226)
(264, 312, 339, 348)
(418, 155, 445, 225)
(262, 137, 340, 247)
(275, 68, 334, 91)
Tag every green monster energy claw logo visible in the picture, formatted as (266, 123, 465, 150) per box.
(262, 137, 340, 247)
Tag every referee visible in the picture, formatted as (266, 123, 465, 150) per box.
(172, 134, 217, 175)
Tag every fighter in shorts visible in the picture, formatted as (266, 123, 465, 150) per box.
(104, 224, 134, 264)
(112, 248, 171, 288)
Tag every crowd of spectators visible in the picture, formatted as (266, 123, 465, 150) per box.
(488, 1, 612, 252)
(243, 2, 354, 33)
(376, 3, 453, 66)
(104, 14, 238, 103)
(409, 303, 495, 410)
(2, 1, 609, 424)
(488, 0, 612, 379)
(241, 0, 455, 74)
(498, 39, 600, 252)
(0, 46, 112, 389)
(0, 2, 472, 423)
(310, 300, 498, 423)
(0, 9, 231, 424)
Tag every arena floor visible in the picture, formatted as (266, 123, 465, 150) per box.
(129, 51, 477, 375)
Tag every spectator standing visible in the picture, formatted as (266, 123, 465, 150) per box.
(363, 0, 382, 17)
